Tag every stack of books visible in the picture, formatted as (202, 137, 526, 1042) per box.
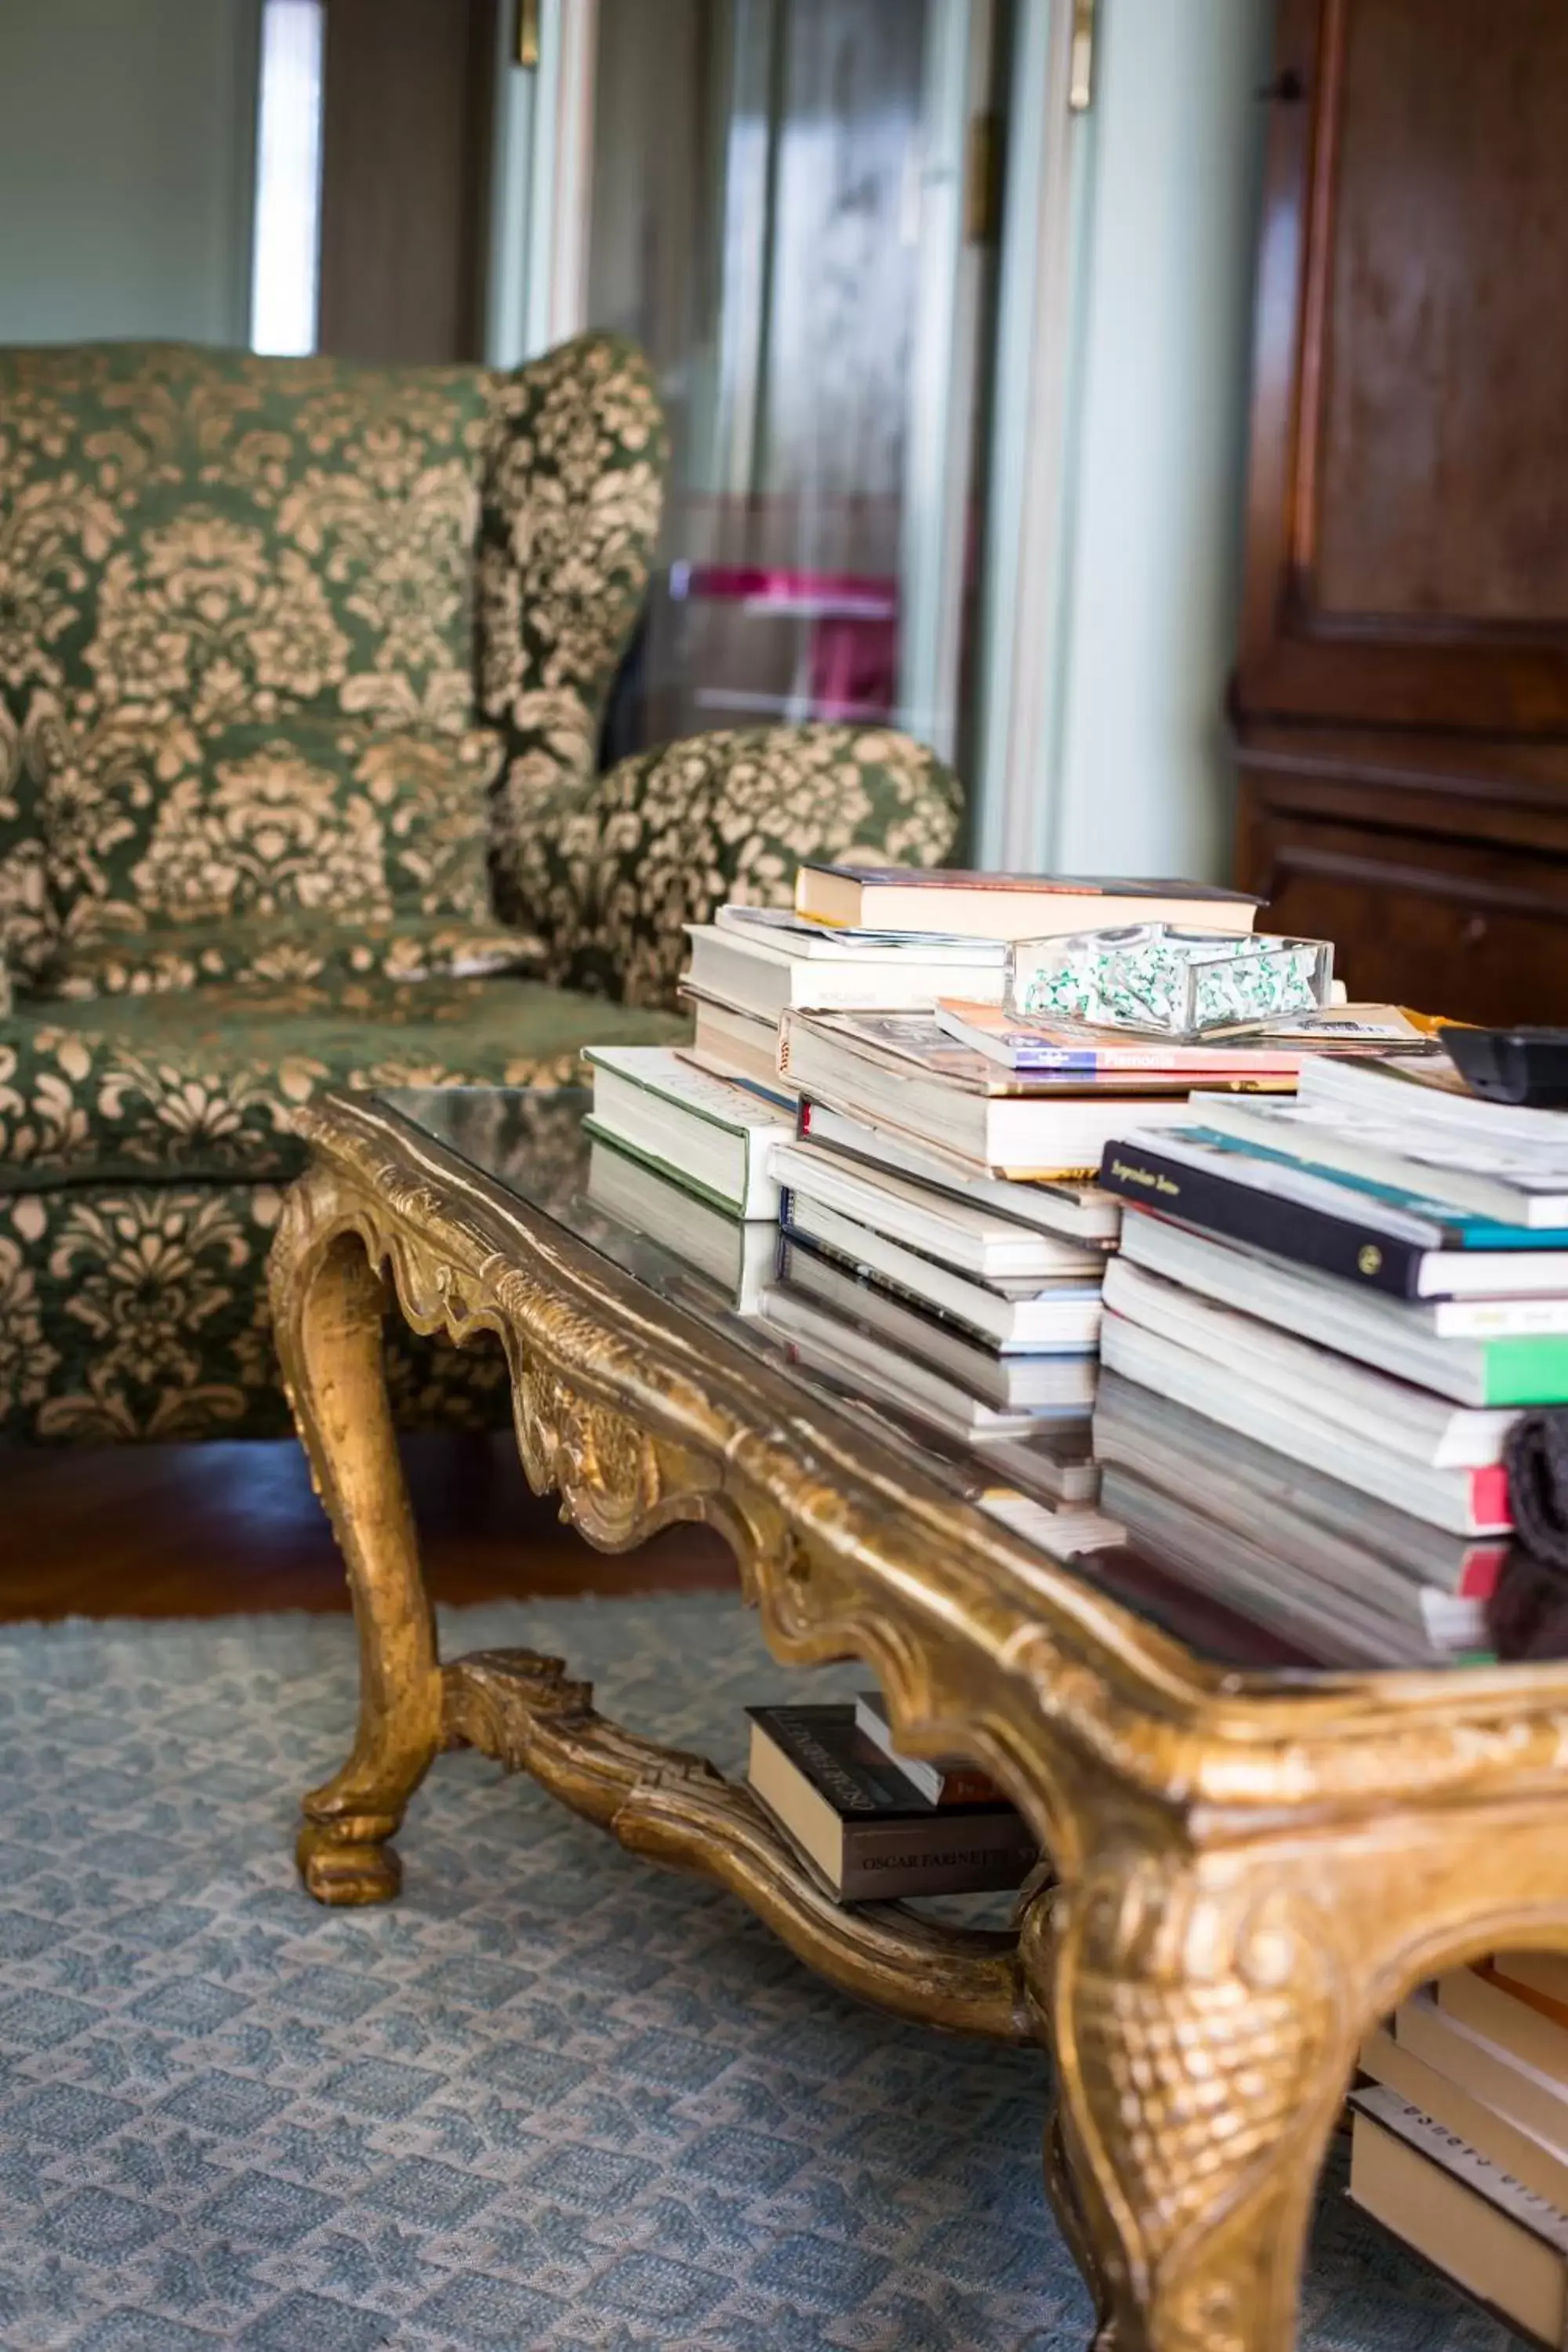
(753, 867, 1358, 1531)
(681, 902, 1010, 1102)
(582, 1044, 793, 1310)
(1356, 1955, 1568, 2343)
(584, 862, 1438, 1553)
(681, 863, 1272, 1107)
(1098, 1056, 1568, 1572)
(745, 1692, 1037, 1900)
(1091, 1370, 1508, 1668)
(584, 866, 1237, 1316)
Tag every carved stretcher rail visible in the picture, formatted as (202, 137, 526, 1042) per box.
(443, 1647, 1031, 2043)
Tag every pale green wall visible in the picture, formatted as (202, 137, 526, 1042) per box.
(1051, 0, 1274, 880)
(0, 0, 260, 347)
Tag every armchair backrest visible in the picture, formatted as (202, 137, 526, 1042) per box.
(0, 333, 666, 979)
(0, 339, 492, 737)
(474, 335, 668, 930)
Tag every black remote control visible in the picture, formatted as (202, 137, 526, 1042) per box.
(1439, 1025, 1568, 1110)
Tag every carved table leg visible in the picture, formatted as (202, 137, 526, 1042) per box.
(1021, 1848, 1359, 2352)
(270, 1189, 443, 1905)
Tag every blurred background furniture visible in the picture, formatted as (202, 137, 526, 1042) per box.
(1233, 0, 1568, 1022)
(0, 329, 958, 1445)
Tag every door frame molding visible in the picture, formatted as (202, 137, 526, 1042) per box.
(487, 0, 598, 366)
(971, 0, 1095, 869)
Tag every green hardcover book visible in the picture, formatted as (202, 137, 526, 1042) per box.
(582, 1045, 792, 1218)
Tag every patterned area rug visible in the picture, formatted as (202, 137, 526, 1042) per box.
(0, 1596, 1517, 2350)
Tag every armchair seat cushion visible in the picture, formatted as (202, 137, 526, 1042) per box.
(0, 970, 681, 1192)
(49, 910, 543, 1000)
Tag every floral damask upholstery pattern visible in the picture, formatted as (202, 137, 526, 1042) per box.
(0, 332, 960, 1442)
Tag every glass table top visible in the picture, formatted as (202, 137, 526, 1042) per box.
(378, 1086, 1568, 1679)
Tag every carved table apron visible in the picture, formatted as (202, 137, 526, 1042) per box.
(270, 1093, 1568, 2352)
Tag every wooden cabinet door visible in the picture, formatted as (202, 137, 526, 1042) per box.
(1238, 0, 1568, 732)
(317, 0, 496, 365)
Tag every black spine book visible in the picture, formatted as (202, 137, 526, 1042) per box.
(746, 1704, 1016, 1818)
(746, 1704, 1036, 1899)
(1097, 1138, 1428, 1298)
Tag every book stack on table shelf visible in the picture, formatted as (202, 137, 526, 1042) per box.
(1097, 1056, 1568, 1581)
(745, 1694, 1038, 1901)
(1354, 1955, 1568, 2345)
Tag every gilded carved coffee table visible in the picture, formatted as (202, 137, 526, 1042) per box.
(271, 1084, 1568, 2352)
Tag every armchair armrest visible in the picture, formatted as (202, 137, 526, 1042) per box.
(495, 720, 962, 1008)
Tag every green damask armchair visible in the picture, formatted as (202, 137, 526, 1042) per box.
(0, 334, 959, 1443)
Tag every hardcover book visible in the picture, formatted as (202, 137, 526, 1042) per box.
(776, 1189, 1105, 1353)
(1349, 2084, 1568, 2347)
(1102, 1254, 1521, 1466)
(684, 925, 1007, 1019)
(1092, 1370, 1507, 1601)
(586, 1139, 780, 1312)
(762, 1273, 1100, 1439)
(583, 1045, 793, 1218)
(770, 1139, 1104, 1282)
(1362, 1999, 1568, 2213)
(851, 1690, 1002, 1806)
(1098, 1313, 1512, 1536)
(715, 903, 1010, 960)
(681, 994, 798, 1105)
(775, 1233, 1102, 1410)
(779, 1012, 1195, 1178)
(1192, 1089, 1568, 1229)
(794, 866, 1259, 942)
(797, 1099, 1121, 1244)
(745, 1704, 1036, 1900)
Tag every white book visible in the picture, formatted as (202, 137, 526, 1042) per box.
(1350, 2085, 1568, 2347)
(1118, 1211, 1568, 1405)
(1102, 1255, 1516, 1467)
(801, 1102, 1120, 1243)
(1098, 1314, 1511, 1535)
(1301, 1051, 1568, 1145)
(778, 1233, 1097, 1407)
(714, 903, 1010, 962)
(1092, 1369, 1504, 1596)
(770, 1141, 1103, 1281)
(586, 1139, 779, 1312)
(1396, 1988, 1568, 2169)
(681, 996, 797, 1105)
(1100, 1465, 1483, 1665)
(583, 1046, 793, 1218)
(1194, 1089, 1568, 1229)
(780, 1011, 1196, 1178)
(760, 1283, 1098, 1432)
(684, 924, 1006, 1018)
(780, 1192, 1104, 1352)
(1359, 2020, 1568, 2217)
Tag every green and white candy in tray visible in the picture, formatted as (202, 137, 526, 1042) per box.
(1007, 923, 1334, 1040)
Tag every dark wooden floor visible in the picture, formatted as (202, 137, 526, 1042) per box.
(2, 1435, 736, 1620)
